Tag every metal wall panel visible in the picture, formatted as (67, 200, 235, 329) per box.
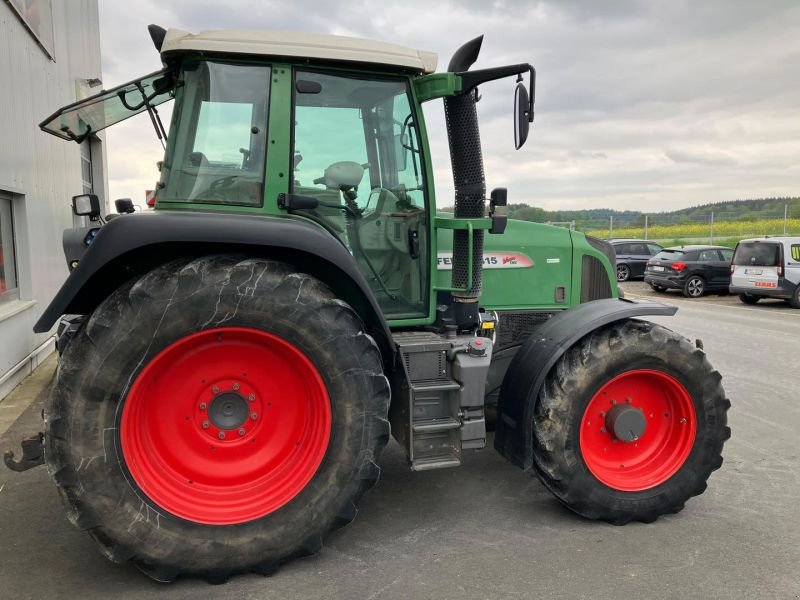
(0, 1, 105, 398)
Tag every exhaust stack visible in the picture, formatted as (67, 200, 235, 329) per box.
(445, 36, 486, 328)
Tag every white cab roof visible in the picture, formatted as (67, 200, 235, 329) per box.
(161, 28, 438, 74)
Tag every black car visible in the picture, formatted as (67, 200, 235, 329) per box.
(644, 245, 734, 297)
(610, 239, 663, 281)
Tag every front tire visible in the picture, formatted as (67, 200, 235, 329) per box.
(531, 319, 729, 524)
(45, 256, 390, 581)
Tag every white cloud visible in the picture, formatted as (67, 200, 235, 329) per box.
(97, 0, 800, 211)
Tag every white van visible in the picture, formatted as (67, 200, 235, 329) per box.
(730, 237, 800, 308)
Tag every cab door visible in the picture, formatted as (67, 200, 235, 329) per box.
(291, 70, 430, 320)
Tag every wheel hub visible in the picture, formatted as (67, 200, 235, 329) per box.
(195, 378, 260, 442)
(209, 392, 249, 430)
(605, 403, 646, 442)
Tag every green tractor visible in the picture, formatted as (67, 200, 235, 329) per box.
(17, 26, 728, 581)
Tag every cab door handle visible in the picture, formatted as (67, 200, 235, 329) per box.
(407, 227, 420, 259)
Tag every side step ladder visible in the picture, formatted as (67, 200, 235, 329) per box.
(390, 332, 493, 471)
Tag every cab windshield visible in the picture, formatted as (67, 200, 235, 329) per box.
(292, 70, 428, 318)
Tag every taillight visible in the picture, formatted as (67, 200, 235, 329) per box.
(671, 262, 687, 272)
(730, 264, 734, 274)
(778, 259, 784, 276)
(646, 260, 652, 267)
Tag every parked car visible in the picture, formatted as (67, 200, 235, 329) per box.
(730, 237, 800, 308)
(644, 245, 733, 298)
(610, 239, 663, 281)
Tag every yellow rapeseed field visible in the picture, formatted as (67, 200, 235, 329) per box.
(587, 218, 800, 240)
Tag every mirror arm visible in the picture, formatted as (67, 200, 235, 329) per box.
(457, 63, 531, 93)
(458, 63, 536, 123)
(527, 66, 536, 123)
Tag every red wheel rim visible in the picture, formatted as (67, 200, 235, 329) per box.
(120, 327, 331, 525)
(579, 369, 696, 492)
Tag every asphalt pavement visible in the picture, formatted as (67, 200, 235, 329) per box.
(1, 285, 798, 599)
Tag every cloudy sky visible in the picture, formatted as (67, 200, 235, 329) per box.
(99, 0, 800, 212)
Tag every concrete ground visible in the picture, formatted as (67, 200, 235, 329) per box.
(1, 288, 799, 599)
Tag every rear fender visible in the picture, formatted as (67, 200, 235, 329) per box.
(494, 298, 677, 470)
(35, 211, 395, 364)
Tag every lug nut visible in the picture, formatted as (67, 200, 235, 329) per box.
(250, 412, 258, 420)
(212, 386, 220, 394)
(202, 421, 210, 429)
(199, 402, 207, 410)
(248, 393, 255, 402)
(218, 431, 226, 440)
(233, 383, 240, 391)
(238, 428, 246, 437)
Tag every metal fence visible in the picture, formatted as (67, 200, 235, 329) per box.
(581, 205, 800, 243)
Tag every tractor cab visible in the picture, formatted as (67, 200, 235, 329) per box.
(40, 27, 535, 323)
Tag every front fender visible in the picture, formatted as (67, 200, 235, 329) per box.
(35, 211, 394, 361)
(494, 298, 677, 470)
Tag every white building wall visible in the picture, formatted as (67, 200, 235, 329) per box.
(0, 0, 106, 399)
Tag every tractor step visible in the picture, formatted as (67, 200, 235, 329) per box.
(410, 456, 462, 471)
(390, 331, 493, 471)
(412, 417, 461, 433)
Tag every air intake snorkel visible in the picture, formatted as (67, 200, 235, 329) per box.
(444, 37, 535, 330)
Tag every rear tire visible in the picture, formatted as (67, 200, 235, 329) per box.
(683, 275, 705, 298)
(790, 286, 800, 309)
(738, 293, 759, 305)
(531, 319, 729, 524)
(45, 256, 390, 582)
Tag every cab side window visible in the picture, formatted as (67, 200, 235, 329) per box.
(160, 61, 271, 206)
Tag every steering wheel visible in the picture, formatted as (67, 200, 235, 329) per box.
(201, 175, 242, 201)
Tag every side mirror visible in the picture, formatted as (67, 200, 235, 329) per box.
(115, 198, 135, 214)
(72, 194, 101, 218)
(513, 82, 530, 150)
